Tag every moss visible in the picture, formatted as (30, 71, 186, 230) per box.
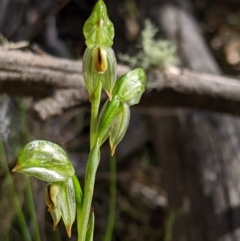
(119, 19, 179, 70)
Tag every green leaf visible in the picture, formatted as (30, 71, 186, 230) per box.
(83, 0, 114, 48)
(13, 140, 75, 182)
(112, 68, 146, 105)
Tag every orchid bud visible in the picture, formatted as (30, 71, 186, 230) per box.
(82, 46, 117, 100)
(45, 177, 77, 238)
(109, 103, 130, 155)
(112, 68, 146, 105)
(97, 95, 121, 144)
(12, 140, 75, 182)
(83, 0, 114, 48)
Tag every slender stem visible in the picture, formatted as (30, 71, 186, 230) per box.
(53, 227, 62, 241)
(72, 175, 83, 241)
(164, 210, 180, 241)
(0, 138, 31, 241)
(77, 141, 100, 241)
(77, 78, 102, 240)
(15, 205, 32, 241)
(102, 154, 116, 241)
(25, 180, 41, 241)
(90, 81, 102, 149)
(77, 204, 83, 241)
(86, 212, 95, 241)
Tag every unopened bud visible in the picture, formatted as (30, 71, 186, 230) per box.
(112, 68, 146, 105)
(97, 96, 121, 144)
(109, 103, 130, 155)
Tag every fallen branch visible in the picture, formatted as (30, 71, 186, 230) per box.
(1, 50, 240, 119)
(142, 66, 240, 115)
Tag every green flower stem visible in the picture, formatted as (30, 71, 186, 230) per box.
(25, 180, 41, 241)
(72, 175, 83, 241)
(90, 81, 102, 150)
(0, 138, 31, 241)
(78, 141, 100, 241)
(102, 154, 116, 241)
(76, 205, 83, 241)
(86, 212, 95, 241)
(53, 227, 62, 241)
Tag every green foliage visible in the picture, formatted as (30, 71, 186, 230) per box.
(0, 97, 42, 241)
(12, 1, 146, 241)
(119, 19, 179, 69)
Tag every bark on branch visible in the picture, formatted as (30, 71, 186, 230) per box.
(1, 49, 240, 119)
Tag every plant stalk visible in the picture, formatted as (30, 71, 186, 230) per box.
(90, 81, 102, 150)
(102, 154, 116, 241)
(72, 175, 83, 241)
(77, 78, 102, 241)
(25, 180, 41, 241)
(77, 141, 100, 241)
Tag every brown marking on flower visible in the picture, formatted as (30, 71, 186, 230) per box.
(92, 47, 108, 73)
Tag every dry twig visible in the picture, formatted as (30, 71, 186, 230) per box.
(0, 50, 240, 119)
